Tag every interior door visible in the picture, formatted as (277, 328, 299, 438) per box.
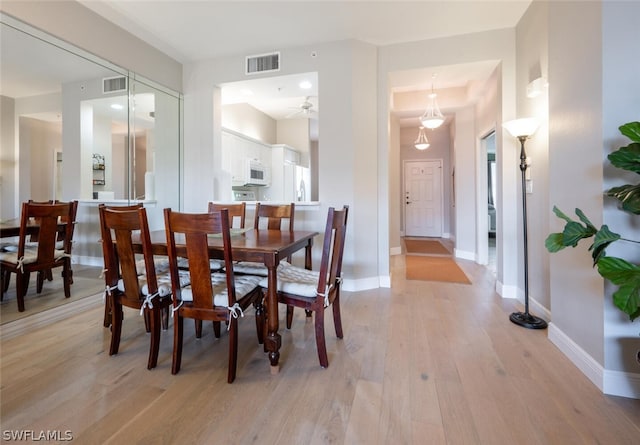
(405, 160, 443, 237)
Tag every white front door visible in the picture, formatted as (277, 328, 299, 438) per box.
(405, 160, 443, 237)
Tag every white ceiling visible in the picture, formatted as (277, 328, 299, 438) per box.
(4, 1, 531, 129)
(79, 0, 531, 127)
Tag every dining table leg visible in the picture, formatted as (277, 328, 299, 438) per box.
(265, 258, 281, 373)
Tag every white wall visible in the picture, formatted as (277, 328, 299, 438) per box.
(601, 1, 640, 383)
(548, 0, 605, 365)
(184, 39, 379, 289)
(453, 106, 477, 260)
(222, 103, 277, 144)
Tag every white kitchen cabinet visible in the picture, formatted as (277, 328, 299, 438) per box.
(269, 144, 302, 202)
(222, 129, 271, 186)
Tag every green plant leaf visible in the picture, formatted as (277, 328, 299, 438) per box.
(552, 206, 574, 223)
(606, 183, 640, 215)
(575, 208, 597, 231)
(545, 232, 567, 252)
(590, 225, 621, 263)
(562, 221, 597, 247)
(607, 142, 640, 174)
(619, 121, 640, 143)
(597, 257, 640, 321)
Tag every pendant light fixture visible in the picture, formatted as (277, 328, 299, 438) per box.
(414, 126, 430, 150)
(420, 74, 445, 130)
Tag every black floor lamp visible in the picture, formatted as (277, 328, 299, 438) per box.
(503, 118, 548, 330)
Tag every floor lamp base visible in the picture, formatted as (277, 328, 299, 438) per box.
(510, 312, 548, 330)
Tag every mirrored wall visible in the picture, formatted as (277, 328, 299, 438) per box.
(0, 14, 183, 227)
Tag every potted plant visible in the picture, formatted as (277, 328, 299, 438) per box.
(545, 121, 640, 322)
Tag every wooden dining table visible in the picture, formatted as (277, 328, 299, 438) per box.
(142, 228, 319, 372)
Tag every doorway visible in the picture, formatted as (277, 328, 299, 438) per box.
(404, 159, 443, 237)
(480, 130, 497, 272)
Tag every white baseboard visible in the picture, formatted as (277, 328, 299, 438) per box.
(549, 323, 640, 399)
(75, 256, 104, 267)
(390, 246, 402, 256)
(343, 276, 382, 292)
(454, 249, 475, 261)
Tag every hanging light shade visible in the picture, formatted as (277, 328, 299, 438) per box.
(414, 126, 430, 150)
(420, 78, 445, 129)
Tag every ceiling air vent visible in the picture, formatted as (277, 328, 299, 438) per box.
(245, 52, 280, 75)
(102, 76, 127, 94)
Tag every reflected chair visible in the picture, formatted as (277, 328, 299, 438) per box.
(164, 208, 264, 383)
(0, 201, 77, 312)
(98, 204, 184, 369)
(259, 205, 349, 368)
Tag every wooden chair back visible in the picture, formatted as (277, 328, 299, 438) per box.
(253, 202, 295, 231)
(316, 205, 349, 304)
(19, 201, 76, 265)
(98, 204, 168, 369)
(208, 202, 246, 228)
(99, 205, 158, 307)
(164, 208, 236, 311)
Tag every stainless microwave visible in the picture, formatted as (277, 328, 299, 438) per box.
(245, 159, 269, 186)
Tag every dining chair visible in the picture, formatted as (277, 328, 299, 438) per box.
(232, 202, 296, 277)
(208, 201, 246, 229)
(0, 201, 77, 312)
(164, 208, 265, 383)
(98, 204, 185, 369)
(0, 200, 76, 295)
(99, 203, 155, 328)
(259, 205, 349, 368)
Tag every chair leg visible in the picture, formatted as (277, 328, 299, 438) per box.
(103, 295, 112, 328)
(195, 319, 203, 338)
(162, 306, 169, 330)
(109, 298, 124, 356)
(213, 321, 221, 338)
(16, 271, 29, 312)
(332, 294, 344, 339)
(143, 310, 151, 333)
(172, 315, 184, 375)
(62, 263, 72, 298)
(314, 308, 329, 368)
(227, 317, 238, 383)
(147, 308, 161, 370)
(37, 271, 45, 294)
(286, 305, 294, 329)
(254, 299, 265, 344)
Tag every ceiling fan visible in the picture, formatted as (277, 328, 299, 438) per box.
(285, 96, 317, 118)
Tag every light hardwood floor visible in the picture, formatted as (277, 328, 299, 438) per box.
(1, 256, 639, 444)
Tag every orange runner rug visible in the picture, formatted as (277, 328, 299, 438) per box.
(404, 239, 451, 255)
(405, 255, 471, 284)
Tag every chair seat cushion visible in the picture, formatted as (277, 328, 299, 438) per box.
(135, 257, 170, 275)
(231, 260, 290, 276)
(180, 273, 261, 306)
(0, 248, 67, 266)
(117, 270, 190, 297)
(177, 257, 224, 272)
(258, 264, 319, 298)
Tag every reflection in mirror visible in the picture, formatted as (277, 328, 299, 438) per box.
(0, 14, 182, 264)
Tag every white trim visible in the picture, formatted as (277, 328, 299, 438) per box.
(390, 246, 402, 256)
(498, 282, 518, 299)
(342, 276, 381, 292)
(548, 323, 640, 399)
(454, 249, 475, 261)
